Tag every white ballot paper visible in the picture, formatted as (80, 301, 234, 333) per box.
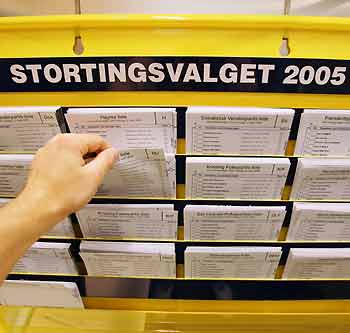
(283, 248, 350, 279)
(97, 148, 176, 198)
(287, 202, 350, 241)
(12, 242, 78, 275)
(0, 106, 62, 152)
(186, 157, 290, 200)
(184, 205, 286, 241)
(295, 109, 350, 157)
(76, 204, 178, 240)
(0, 280, 84, 308)
(290, 158, 350, 200)
(186, 106, 294, 155)
(0, 154, 33, 195)
(185, 246, 282, 279)
(0, 198, 75, 237)
(65, 107, 177, 154)
(80, 241, 176, 278)
(44, 220, 75, 238)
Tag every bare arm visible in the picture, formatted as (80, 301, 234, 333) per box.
(0, 134, 118, 283)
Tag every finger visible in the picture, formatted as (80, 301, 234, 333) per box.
(83, 157, 95, 165)
(73, 134, 111, 155)
(53, 134, 111, 156)
(83, 147, 119, 184)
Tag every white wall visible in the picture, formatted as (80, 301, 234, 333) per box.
(0, 0, 74, 16)
(81, 0, 284, 15)
(0, 0, 349, 16)
(291, 0, 350, 16)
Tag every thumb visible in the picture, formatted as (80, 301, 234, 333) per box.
(83, 147, 118, 184)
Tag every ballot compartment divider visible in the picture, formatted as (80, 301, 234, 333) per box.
(55, 107, 69, 134)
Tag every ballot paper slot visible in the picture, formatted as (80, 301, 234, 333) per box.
(294, 109, 350, 157)
(180, 105, 301, 157)
(0, 107, 67, 153)
(10, 241, 83, 276)
(73, 203, 179, 241)
(185, 106, 302, 157)
(185, 157, 297, 200)
(0, 149, 177, 198)
(62, 105, 190, 154)
(185, 107, 297, 156)
(290, 158, 350, 201)
(0, 280, 85, 308)
(282, 248, 350, 279)
(177, 106, 302, 157)
(5, 274, 86, 296)
(64, 107, 178, 155)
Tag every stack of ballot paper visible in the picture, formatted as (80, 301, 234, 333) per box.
(80, 241, 176, 278)
(0, 198, 75, 237)
(186, 157, 290, 200)
(186, 107, 294, 155)
(76, 204, 178, 240)
(65, 107, 177, 154)
(290, 158, 350, 200)
(12, 242, 78, 275)
(287, 202, 350, 241)
(0, 149, 176, 198)
(184, 205, 286, 240)
(0, 154, 32, 195)
(283, 248, 350, 279)
(0, 106, 62, 152)
(295, 109, 350, 157)
(185, 246, 282, 279)
(0, 280, 84, 308)
(97, 148, 176, 198)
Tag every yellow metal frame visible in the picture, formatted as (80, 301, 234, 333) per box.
(1, 14, 350, 109)
(2, 13, 350, 332)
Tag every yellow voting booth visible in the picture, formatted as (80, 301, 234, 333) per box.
(2, 13, 350, 332)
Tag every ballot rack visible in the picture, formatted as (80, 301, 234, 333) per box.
(2, 13, 350, 333)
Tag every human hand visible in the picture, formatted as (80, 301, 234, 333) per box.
(20, 134, 118, 226)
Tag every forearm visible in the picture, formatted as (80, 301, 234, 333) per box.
(0, 190, 61, 283)
(0, 134, 117, 284)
